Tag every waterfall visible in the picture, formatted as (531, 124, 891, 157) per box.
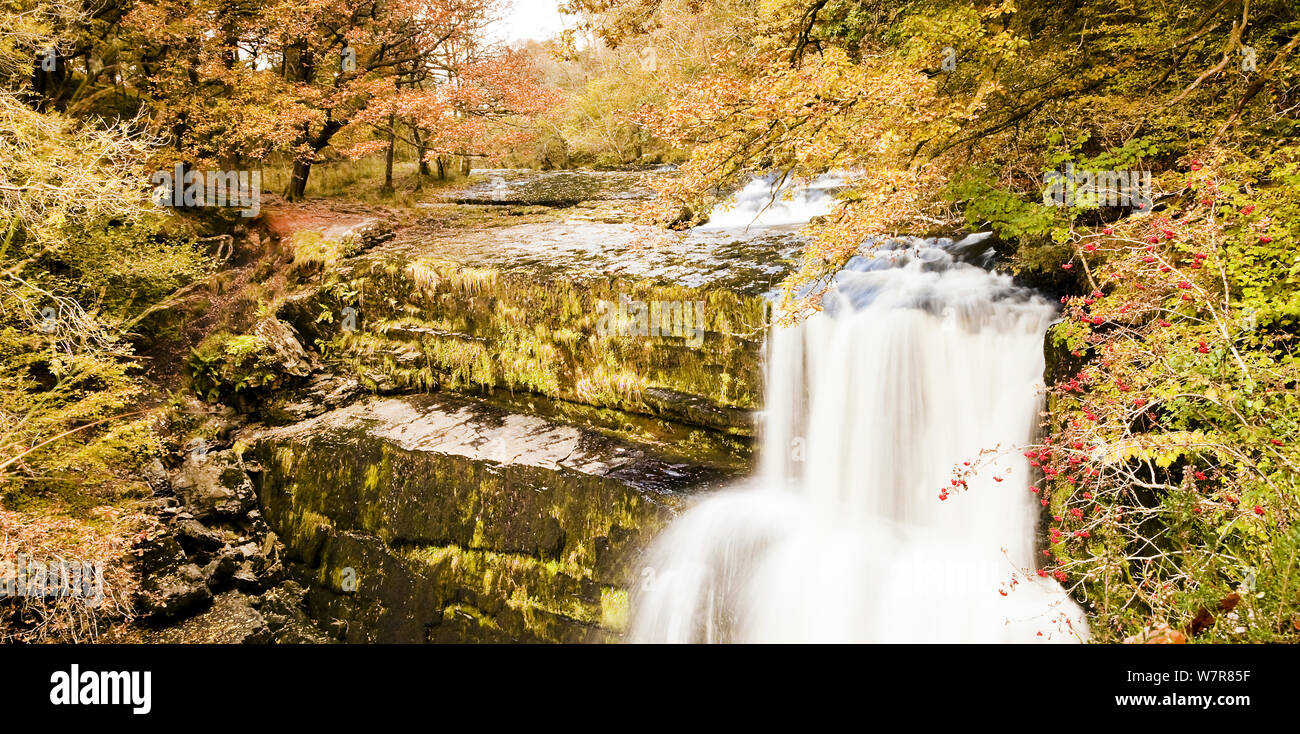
(695, 173, 844, 230)
(629, 236, 1090, 643)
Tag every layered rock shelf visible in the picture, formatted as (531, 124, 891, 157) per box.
(248, 394, 745, 642)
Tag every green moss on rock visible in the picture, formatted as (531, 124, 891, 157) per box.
(249, 395, 725, 642)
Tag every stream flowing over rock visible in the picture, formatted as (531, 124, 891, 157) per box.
(630, 237, 1090, 642)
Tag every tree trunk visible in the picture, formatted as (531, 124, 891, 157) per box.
(459, 155, 471, 177)
(286, 159, 312, 201)
(381, 115, 396, 197)
(412, 128, 431, 177)
(411, 128, 430, 192)
(284, 120, 343, 201)
(436, 156, 446, 180)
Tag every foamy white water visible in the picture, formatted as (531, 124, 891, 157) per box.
(630, 235, 1090, 643)
(696, 173, 844, 230)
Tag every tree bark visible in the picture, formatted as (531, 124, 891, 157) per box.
(284, 119, 343, 201)
(412, 126, 431, 189)
(381, 115, 396, 196)
(286, 159, 312, 200)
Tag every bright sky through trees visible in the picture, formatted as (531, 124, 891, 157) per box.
(494, 0, 569, 44)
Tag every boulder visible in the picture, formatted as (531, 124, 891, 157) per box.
(170, 450, 257, 520)
(137, 562, 213, 623)
(189, 319, 313, 405)
(172, 516, 226, 556)
(202, 550, 240, 591)
(250, 317, 313, 379)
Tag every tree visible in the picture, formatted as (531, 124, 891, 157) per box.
(339, 29, 563, 190)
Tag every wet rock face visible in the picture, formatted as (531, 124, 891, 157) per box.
(248, 394, 742, 643)
(262, 373, 364, 425)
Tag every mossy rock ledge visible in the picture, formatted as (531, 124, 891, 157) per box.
(277, 226, 777, 435)
(247, 393, 744, 643)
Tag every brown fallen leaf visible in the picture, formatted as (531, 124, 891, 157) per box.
(1188, 607, 1215, 636)
(1219, 593, 1241, 612)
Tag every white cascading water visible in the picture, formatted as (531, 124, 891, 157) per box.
(629, 184, 1090, 643)
(696, 173, 844, 230)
